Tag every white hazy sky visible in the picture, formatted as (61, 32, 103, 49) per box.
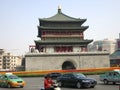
(0, 0, 120, 55)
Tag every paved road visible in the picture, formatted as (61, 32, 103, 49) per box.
(1, 75, 120, 90)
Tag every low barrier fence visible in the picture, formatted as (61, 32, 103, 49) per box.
(0, 67, 120, 75)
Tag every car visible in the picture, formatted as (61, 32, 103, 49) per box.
(100, 69, 120, 84)
(46, 72, 62, 79)
(56, 73, 97, 88)
(0, 73, 26, 88)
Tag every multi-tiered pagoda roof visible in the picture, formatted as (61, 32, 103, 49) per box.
(35, 7, 93, 51)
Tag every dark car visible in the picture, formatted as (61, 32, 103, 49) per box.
(46, 72, 62, 79)
(56, 73, 97, 88)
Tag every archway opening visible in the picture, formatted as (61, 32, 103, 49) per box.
(62, 61, 76, 70)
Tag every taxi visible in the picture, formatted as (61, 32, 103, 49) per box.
(0, 73, 26, 88)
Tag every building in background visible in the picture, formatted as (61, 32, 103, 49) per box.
(0, 49, 4, 70)
(117, 34, 120, 49)
(0, 49, 23, 71)
(88, 39, 117, 54)
(110, 34, 120, 67)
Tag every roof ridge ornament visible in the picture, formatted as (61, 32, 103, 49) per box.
(58, 5, 62, 13)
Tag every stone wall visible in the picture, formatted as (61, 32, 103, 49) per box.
(25, 52, 110, 71)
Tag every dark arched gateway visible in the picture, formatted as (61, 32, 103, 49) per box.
(62, 61, 76, 70)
